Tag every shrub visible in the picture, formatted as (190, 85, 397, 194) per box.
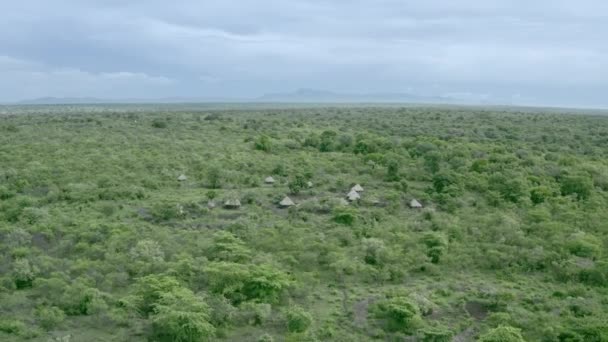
(258, 333, 275, 342)
(288, 175, 307, 195)
(386, 159, 401, 182)
(373, 296, 422, 333)
(135, 275, 182, 315)
(333, 208, 356, 226)
(36, 306, 66, 330)
(151, 287, 216, 342)
(12, 258, 38, 289)
(205, 262, 291, 304)
(420, 325, 453, 342)
(255, 135, 272, 152)
(286, 306, 313, 333)
(151, 119, 168, 128)
(478, 325, 525, 342)
(207, 167, 222, 189)
(0, 319, 26, 335)
(530, 186, 552, 204)
(560, 174, 593, 200)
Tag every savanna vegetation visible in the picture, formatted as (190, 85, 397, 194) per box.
(1, 104, 607, 341)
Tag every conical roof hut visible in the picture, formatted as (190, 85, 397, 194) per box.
(265, 176, 276, 184)
(351, 184, 364, 192)
(346, 190, 361, 201)
(409, 199, 423, 208)
(279, 196, 295, 208)
(177, 174, 188, 181)
(224, 198, 241, 209)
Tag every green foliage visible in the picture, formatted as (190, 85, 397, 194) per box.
(386, 158, 401, 182)
(152, 118, 168, 128)
(205, 262, 291, 304)
(560, 174, 593, 200)
(319, 130, 337, 152)
(207, 167, 222, 189)
(333, 207, 356, 226)
(478, 325, 526, 342)
(286, 306, 313, 333)
(422, 232, 448, 263)
(373, 296, 422, 334)
(1, 105, 608, 340)
(530, 186, 552, 204)
(11, 258, 38, 289)
(35, 306, 66, 330)
(420, 325, 453, 342)
(255, 135, 272, 152)
(0, 319, 26, 335)
(288, 175, 307, 195)
(151, 287, 216, 342)
(135, 275, 182, 315)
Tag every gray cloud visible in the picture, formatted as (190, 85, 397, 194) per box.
(1, 0, 607, 106)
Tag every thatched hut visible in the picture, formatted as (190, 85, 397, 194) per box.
(351, 184, 364, 192)
(177, 174, 188, 181)
(409, 199, 423, 208)
(279, 196, 295, 208)
(264, 176, 276, 184)
(346, 190, 361, 201)
(224, 198, 241, 209)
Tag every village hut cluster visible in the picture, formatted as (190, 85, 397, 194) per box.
(177, 174, 423, 211)
(346, 184, 364, 202)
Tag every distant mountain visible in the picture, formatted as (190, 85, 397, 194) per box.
(13, 89, 458, 105)
(14, 96, 239, 105)
(255, 88, 452, 103)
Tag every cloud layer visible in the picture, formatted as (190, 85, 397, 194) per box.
(1, 1, 607, 106)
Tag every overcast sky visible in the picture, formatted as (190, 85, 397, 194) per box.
(1, 1, 607, 107)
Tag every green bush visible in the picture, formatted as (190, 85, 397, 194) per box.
(286, 306, 313, 333)
(478, 325, 525, 342)
(333, 207, 356, 226)
(560, 174, 593, 200)
(36, 306, 66, 330)
(373, 296, 422, 334)
(255, 135, 272, 152)
(151, 287, 216, 342)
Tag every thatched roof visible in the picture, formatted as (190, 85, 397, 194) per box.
(177, 174, 188, 181)
(346, 190, 361, 201)
(307, 181, 313, 188)
(338, 198, 350, 206)
(351, 184, 364, 192)
(279, 196, 295, 207)
(265, 176, 276, 184)
(207, 201, 216, 209)
(224, 199, 241, 209)
(409, 199, 423, 208)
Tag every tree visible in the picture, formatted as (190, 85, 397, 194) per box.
(151, 287, 216, 342)
(424, 152, 441, 174)
(207, 167, 222, 189)
(135, 275, 182, 315)
(286, 306, 313, 333)
(386, 158, 401, 182)
(319, 130, 337, 152)
(288, 175, 307, 195)
(254, 135, 272, 152)
(560, 174, 593, 200)
(422, 232, 448, 264)
(205, 262, 291, 304)
(36, 306, 66, 330)
(530, 186, 552, 204)
(12, 258, 37, 289)
(479, 325, 526, 342)
(373, 296, 422, 333)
